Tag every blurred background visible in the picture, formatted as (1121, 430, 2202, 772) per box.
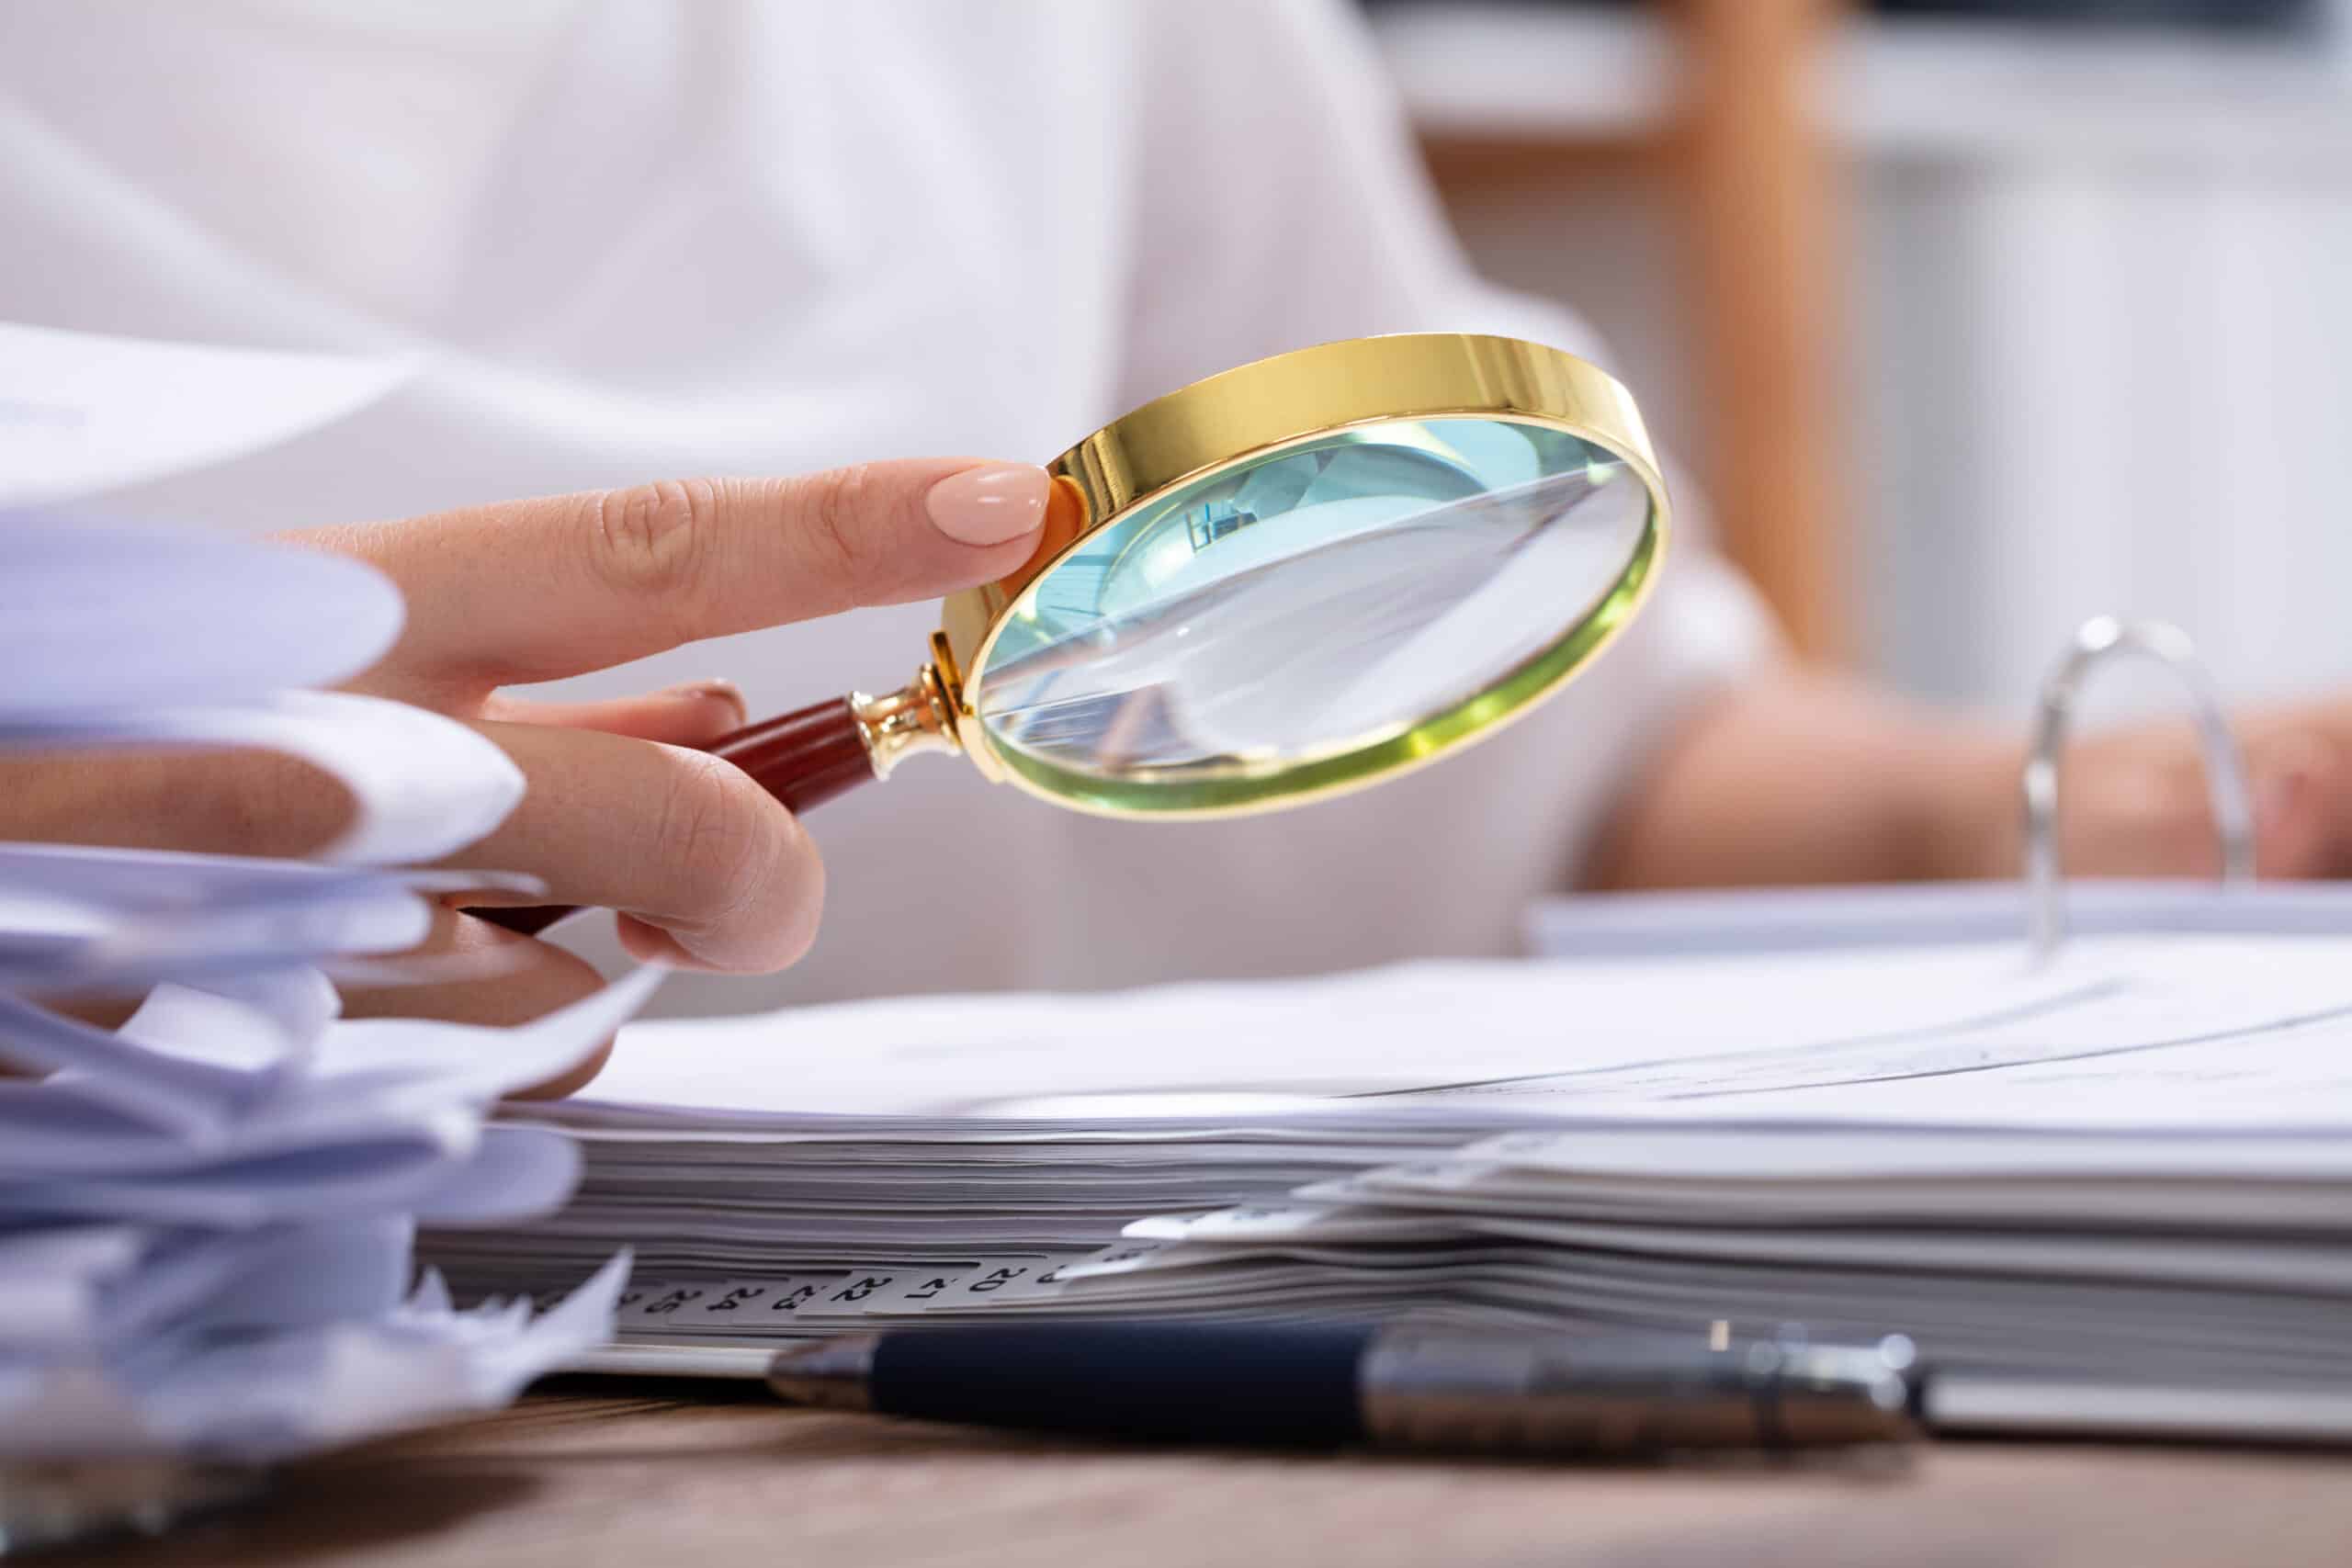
(1363, 0, 2352, 717)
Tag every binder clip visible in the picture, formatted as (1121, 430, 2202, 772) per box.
(2021, 616, 2256, 962)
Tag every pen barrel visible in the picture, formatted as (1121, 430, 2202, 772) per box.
(865, 1325, 1376, 1448)
(770, 1325, 1921, 1457)
(1357, 1329, 1921, 1453)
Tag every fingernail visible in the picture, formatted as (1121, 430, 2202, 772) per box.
(666, 680, 747, 725)
(926, 462, 1049, 547)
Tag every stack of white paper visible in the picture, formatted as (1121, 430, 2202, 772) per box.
(437, 901, 2352, 1438)
(5, 332, 650, 1466)
(0, 517, 650, 1461)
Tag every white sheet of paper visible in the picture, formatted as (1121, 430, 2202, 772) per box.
(15, 690, 525, 866)
(0, 518, 405, 716)
(4, 520, 523, 865)
(0, 321, 411, 509)
(575, 929, 2352, 1136)
(2, 957, 657, 1459)
(2, 1254, 628, 1461)
(0, 844, 541, 991)
(468, 884, 2352, 1444)
(4, 440, 645, 1469)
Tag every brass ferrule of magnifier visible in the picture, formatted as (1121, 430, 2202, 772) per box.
(477, 333, 1669, 936)
(701, 634, 973, 814)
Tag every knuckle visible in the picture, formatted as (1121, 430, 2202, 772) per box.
(650, 755, 764, 915)
(591, 479, 723, 614)
(797, 464, 876, 596)
(650, 754, 819, 967)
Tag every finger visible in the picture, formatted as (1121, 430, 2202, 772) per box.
(0, 747, 352, 860)
(445, 717, 823, 974)
(484, 680, 748, 747)
(336, 906, 616, 1098)
(311, 459, 1050, 688)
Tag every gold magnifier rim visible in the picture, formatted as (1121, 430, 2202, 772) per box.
(935, 332, 1671, 820)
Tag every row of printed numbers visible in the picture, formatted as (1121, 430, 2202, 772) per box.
(608, 1251, 1118, 1334)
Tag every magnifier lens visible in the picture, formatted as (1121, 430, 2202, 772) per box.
(971, 416, 1652, 811)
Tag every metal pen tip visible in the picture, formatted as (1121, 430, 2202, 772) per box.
(764, 1334, 881, 1412)
(1769, 1336, 1929, 1445)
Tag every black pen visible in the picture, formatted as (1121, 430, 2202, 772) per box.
(765, 1322, 1925, 1455)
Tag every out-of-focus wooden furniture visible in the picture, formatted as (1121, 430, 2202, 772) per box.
(1669, 0, 1850, 662)
(1390, 1, 1855, 661)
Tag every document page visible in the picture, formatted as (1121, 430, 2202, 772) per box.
(574, 931, 2352, 1135)
(0, 321, 410, 507)
(485, 895, 2352, 1440)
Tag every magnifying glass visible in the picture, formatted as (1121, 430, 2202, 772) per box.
(478, 333, 1667, 933)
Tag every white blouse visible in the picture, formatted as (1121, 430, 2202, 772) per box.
(0, 0, 1770, 1010)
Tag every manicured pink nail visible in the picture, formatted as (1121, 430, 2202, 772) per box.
(926, 462, 1049, 547)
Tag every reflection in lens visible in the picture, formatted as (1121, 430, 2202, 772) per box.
(974, 418, 1650, 789)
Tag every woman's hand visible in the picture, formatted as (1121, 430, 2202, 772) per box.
(2053, 700, 2352, 881)
(1589, 668, 2352, 893)
(4, 460, 1048, 1089)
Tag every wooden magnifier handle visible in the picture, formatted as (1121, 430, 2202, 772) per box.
(468, 668, 959, 938)
(707, 697, 877, 813)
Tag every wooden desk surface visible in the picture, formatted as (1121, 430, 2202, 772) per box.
(53, 1383, 2352, 1568)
